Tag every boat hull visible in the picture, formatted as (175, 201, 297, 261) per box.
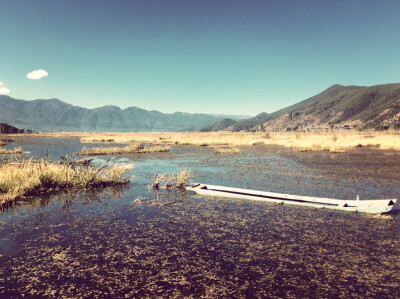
(186, 184, 399, 214)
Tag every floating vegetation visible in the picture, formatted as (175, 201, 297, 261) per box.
(0, 158, 133, 206)
(78, 141, 170, 156)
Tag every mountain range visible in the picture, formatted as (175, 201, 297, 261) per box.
(202, 83, 400, 132)
(0, 95, 249, 132)
(1, 83, 399, 133)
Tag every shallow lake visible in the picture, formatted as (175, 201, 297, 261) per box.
(1, 137, 400, 297)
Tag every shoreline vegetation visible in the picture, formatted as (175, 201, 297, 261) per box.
(0, 147, 22, 154)
(151, 169, 192, 190)
(2, 131, 400, 152)
(214, 147, 242, 154)
(73, 131, 400, 153)
(0, 158, 132, 207)
(77, 141, 170, 156)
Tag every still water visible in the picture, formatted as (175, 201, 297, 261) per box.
(1, 137, 399, 297)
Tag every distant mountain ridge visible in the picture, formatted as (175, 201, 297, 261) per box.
(231, 83, 400, 131)
(198, 118, 238, 132)
(0, 96, 248, 132)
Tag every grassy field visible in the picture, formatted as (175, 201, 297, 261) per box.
(3, 131, 400, 152)
(77, 141, 170, 156)
(75, 131, 400, 152)
(0, 159, 132, 206)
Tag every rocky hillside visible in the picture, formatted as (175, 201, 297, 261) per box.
(232, 83, 400, 131)
(198, 118, 237, 132)
(0, 96, 246, 132)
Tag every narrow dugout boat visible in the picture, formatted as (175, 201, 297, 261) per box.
(186, 183, 399, 214)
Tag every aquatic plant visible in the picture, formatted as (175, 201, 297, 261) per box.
(78, 143, 170, 156)
(214, 147, 242, 154)
(0, 147, 22, 155)
(150, 169, 192, 190)
(0, 158, 133, 206)
(173, 169, 192, 189)
(151, 173, 167, 189)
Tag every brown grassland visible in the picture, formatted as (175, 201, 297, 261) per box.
(77, 141, 170, 156)
(3, 131, 400, 152)
(74, 131, 400, 152)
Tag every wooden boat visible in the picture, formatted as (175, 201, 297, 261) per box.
(186, 183, 399, 214)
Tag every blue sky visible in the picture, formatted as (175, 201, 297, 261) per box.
(1, 1, 400, 116)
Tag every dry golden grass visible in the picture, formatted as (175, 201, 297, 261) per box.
(76, 131, 400, 152)
(0, 147, 22, 154)
(215, 147, 242, 154)
(0, 159, 132, 206)
(77, 142, 170, 156)
(15, 131, 400, 152)
(151, 169, 192, 190)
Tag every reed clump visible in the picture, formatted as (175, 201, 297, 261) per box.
(0, 159, 132, 206)
(151, 169, 192, 190)
(214, 147, 242, 154)
(0, 147, 22, 155)
(64, 131, 400, 152)
(78, 141, 170, 156)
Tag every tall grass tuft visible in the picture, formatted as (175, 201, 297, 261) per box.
(0, 158, 132, 206)
(0, 147, 22, 154)
(78, 143, 170, 156)
(151, 169, 192, 190)
(214, 147, 242, 154)
(151, 173, 167, 189)
(174, 169, 192, 189)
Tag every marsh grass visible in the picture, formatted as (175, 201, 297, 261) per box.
(0, 147, 22, 155)
(77, 131, 400, 152)
(78, 141, 170, 156)
(214, 147, 242, 154)
(0, 137, 15, 143)
(0, 158, 132, 206)
(151, 173, 167, 189)
(151, 169, 192, 190)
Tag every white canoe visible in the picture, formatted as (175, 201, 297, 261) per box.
(186, 183, 399, 214)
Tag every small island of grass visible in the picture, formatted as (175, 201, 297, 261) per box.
(0, 159, 132, 207)
(77, 141, 170, 156)
(0, 147, 22, 155)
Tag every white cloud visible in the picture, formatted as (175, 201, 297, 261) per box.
(27, 69, 48, 80)
(0, 82, 10, 95)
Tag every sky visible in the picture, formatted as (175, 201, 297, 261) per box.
(1, 0, 400, 116)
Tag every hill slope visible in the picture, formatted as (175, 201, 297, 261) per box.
(232, 83, 400, 131)
(198, 118, 237, 132)
(0, 96, 246, 132)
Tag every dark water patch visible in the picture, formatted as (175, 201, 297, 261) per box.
(1, 187, 399, 297)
